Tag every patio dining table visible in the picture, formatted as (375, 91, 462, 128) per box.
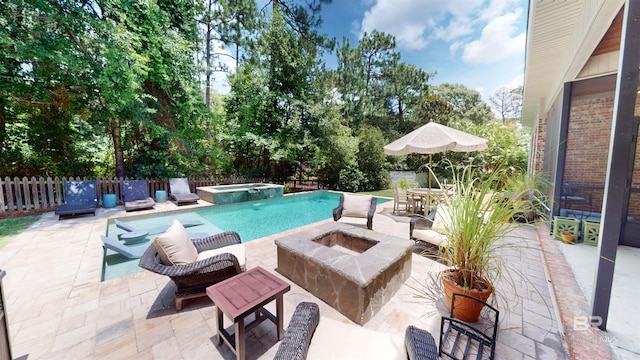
(407, 188, 453, 214)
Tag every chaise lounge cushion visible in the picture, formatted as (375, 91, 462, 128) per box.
(431, 205, 451, 233)
(411, 229, 448, 247)
(153, 220, 198, 265)
(342, 194, 373, 218)
(411, 205, 450, 247)
(196, 243, 247, 272)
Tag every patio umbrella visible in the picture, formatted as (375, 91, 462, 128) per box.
(384, 121, 488, 187)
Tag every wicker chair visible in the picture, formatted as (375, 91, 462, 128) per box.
(332, 194, 377, 230)
(405, 325, 439, 360)
(138, 231, 244, 311)
(273, 302, 320, 360)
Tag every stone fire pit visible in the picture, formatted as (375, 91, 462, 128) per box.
(275, 222, 413, 325)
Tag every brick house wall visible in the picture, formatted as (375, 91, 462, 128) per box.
(562, 93, 640, 219)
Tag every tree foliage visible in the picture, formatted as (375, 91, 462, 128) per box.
(0, 0, 529, 191)
(489, 85, 523, 123)
(434, 83, 495, 125)
(1, 0, 215, 178)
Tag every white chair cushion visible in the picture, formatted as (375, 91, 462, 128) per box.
(342, 194, 372, 218)
(431, 205, 451, 234)
(337, 217, 368, 228)
(153, 220, 198, 265)
(307, 317, 405, 360)
(412, 229, 448, 247)
(196, 243, 246, 272)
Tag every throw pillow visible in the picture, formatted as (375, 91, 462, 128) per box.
(153, 220, 198, 265)
(342, 194, 373, 218)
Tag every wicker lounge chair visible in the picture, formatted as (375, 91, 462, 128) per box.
(332, 194, 377, 230)
(138, 228, 245, 311)
(55, 181, 98, 219)
(122, 180, 155, 212)
(409, 207, 449, 249)
(169, 178, 200, 205)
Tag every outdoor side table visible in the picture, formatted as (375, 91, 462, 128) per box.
(206, 266, 290, 360)
(155, 190, 167, 203)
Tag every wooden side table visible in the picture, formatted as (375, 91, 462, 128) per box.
(206, 266, 290, 360)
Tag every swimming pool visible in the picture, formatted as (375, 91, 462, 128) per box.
(102, 191, 388, 281)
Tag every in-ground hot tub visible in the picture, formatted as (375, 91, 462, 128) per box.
(196, 183, 284, 205)
(275, 222, 413, 325)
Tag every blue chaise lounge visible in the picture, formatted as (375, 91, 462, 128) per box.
(55, 181, 98, 219)
(122, 180, 155, 212)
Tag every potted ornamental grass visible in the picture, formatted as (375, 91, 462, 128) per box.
(435, 163, 540, 322)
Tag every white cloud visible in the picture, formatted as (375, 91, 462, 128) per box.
(503, 73, 524, 89)
(449, 41, 464, 55)
(479, 0, 518, 21)
(461, 8, 525, 64)
(360, 0, 484, 50)
(360, 0, 525, 65)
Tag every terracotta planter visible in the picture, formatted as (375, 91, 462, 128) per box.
(560, 232, 575, 244)
(441, 270, 493, 323)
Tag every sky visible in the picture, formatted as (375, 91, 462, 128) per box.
(317, 0, 528, 101)
(213, 0, 528, 102)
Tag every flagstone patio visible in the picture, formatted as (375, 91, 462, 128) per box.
(0, 197, 621, 359)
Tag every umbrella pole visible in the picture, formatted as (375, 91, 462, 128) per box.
(428, 154, 432, 189)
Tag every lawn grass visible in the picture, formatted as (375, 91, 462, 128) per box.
(0, 216, 38, 250)
(359, 189, 393, 198)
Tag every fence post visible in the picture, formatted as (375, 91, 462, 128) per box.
(5, 178, 14, 212)
(0, 179, 5, 213)
(13, 178, 23, 211)
(57, 177, 66, 206)
(29, 177, 38, 210)
(38, 177, 46, 209)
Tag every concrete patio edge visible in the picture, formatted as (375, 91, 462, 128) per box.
(536, 223, 616, 360)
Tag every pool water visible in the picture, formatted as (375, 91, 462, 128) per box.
(101, 191, 387, 281)
(195, 191, 346, 241)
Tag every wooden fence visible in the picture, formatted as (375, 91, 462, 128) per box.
(0, 176, 324, 213)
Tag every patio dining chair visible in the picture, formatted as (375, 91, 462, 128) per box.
(561, 182, 592, 211)
(393, 185, 412, 215)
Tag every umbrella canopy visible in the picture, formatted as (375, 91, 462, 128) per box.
(383, 122, 488, 155)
